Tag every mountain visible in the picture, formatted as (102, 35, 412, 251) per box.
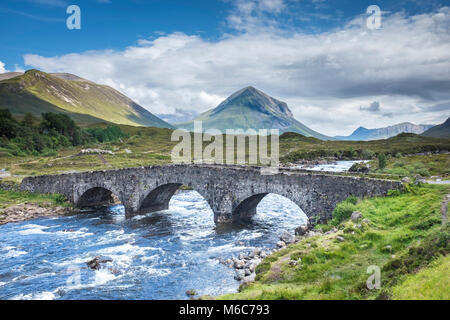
(0, 72, 23, 81)
(0, 69, 173, 128)
(335, 122, 434, 141)
(421, 117, 450, 138)
(178, 86, 331, 140)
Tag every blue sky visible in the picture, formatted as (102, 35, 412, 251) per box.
(1, 0, 450, 135)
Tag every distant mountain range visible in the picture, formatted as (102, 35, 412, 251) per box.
(422, 117, 450, 138)
(0, 70, 173, 128)
(1, 70, 448, 141)
(178, 86, 332, 140)
(335, 123, 434, 141)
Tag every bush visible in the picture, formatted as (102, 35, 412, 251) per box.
(415, 168, 431, 177)
(390, 167, 410, 176)
(393, 161, 405, 168)
(346, 195, 358, 205)
(377, 153, 387, 169)
(54, 194, 67, 205)
(255, 262, 271, 275)
(331, 197, 357, 226)
(361, 149, 375, 160)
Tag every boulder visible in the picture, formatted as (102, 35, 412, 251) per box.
(276, 241, 286, 248)
(415, 178, 427, 185)
(234, 269, 246, 281)
(401, 177, 411, 184)
(242, 272, 256, 284)
(185, 289, 197, 296)
(336, 236, 345, 242)
(351, 211, 362, 222)
(349, 162, 370, 173)
(248, 259, 261, 273)
(234, 260, 245, 269)
(280, 231, 295, 244)
(295, 224, 308, 236)
(253, 248, 262, 256)
(87, 256, 112, 270)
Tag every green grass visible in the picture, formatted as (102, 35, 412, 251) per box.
(219, 184, 449, 300)
(0, 189, 69, 210)
(370, 154, 450, 179)
(391, 255, 450, 300)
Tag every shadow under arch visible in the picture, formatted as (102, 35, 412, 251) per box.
(232, 192, 307, 223)
(76, 186, 121, 208)
(138, 183, 183, 214)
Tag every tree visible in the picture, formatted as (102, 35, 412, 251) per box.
(0, 109, 19, 139)
(378, 153, 387, 170)
(22, 112, 36, 128)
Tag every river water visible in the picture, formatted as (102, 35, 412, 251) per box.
(296, 160, 368, 172)
(0, 191, 307, 300)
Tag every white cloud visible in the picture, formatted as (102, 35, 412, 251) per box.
(23, 6, 450, 136)
(226, 0, 286, 32)
(0, 61, 9, 73)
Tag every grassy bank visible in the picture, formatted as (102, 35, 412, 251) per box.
(220, 184, 449, 300)
(391, 254, 450, 300)
(0, 189, 68, 210)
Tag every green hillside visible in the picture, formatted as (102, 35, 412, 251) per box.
(422, 117, 450, 138)
(0, 70, 173, 128)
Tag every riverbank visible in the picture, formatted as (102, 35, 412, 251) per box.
(219, 184, 450, 300)
(0, 189, 73, 225)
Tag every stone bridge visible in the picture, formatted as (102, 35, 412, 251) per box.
(20, 165, 403, 224)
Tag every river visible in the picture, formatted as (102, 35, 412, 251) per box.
(0, 191, 307, 300)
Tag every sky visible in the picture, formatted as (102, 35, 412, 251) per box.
(0, 0, 450, 136)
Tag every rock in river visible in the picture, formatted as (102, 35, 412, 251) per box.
(87, 256, 112, 270)
(280, 231, 295, 244)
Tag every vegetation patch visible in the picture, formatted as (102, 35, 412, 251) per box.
(219, 184, 449, 300)
(0, 109, 127, 156)
(0, 189, 69, 210)
(391, 255, 450, 300)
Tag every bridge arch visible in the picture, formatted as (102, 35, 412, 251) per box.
(232, 191, 309, 222)
(75, 184, 124, 208)
(136, 182, 214, 215)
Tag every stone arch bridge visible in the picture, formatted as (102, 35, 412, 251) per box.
(20, 165, 402, 224)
